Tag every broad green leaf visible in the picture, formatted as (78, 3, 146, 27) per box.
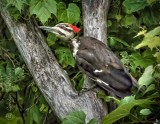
(138, 65, 154, 87)
(121, 14, 137, 28)
(102, 96, 153, 124)
(6, 0, 25, 11)
(87, 119, 97, 124)
(62, 111, 86, 124)
(47, 33, 58, 46)
(130, 53, 155, 68)
(58, 3, 80, 24)
(142, 5, 160, 26)
(55, 47, 75, 67)
(26, 105, 41, 124)
(140, 109, 152, 115)
(135, 27, 160, 49)
(59, 10, 68, 23)
(67, 3, 80, 24)
(57, 2, 67, 22)
(29, 0, 57, 24)
(123, 0, 148, 14)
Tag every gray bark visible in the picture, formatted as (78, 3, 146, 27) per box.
(82, 0, 111, 43)
(0, 1, 110, 123)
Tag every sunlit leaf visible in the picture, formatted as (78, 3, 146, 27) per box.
(29, 0, 57, 24)
(140, 109, 152, 115)
(102, 96, 154, 124)
(135, 27, 160, 49)
(138, 65, 154, 87)
(58, 3, 80, 24)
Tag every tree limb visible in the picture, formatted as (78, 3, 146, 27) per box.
(0, 2, 108, 123)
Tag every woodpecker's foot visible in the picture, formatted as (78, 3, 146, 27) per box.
(78, 84, 97, 95)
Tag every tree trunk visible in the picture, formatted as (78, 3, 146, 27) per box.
(82, 0, 111, 43)
(0, 1, 109, 123)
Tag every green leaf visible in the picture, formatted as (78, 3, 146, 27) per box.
(141, 5, 160, 26)
(109, 37, 130, 47)
(102, 96, 154, 124)
(15, 67, 24, 78)
(47, 33, 58, 46)
(26, 105, 41, 124)
(55, 47, 75, 68)
(130, 52, 155, 68)
(58, 3, 80, 24)
(87, 119, 97, 124)
(29, 0, 57, 24)
(140, 109, 152, 115)
(6, 0, 25, 12)
(138, 65, 154, 87)
(57, 2, 67, 22)
(67, 3, 80, 24)
(135, 27, 160, 49)
(144, 84, 155, 94)
(62, 111, 86, 124)
(121, 14, 137, 28)
(123, 0, 148, 14)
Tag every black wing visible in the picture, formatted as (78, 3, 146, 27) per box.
(76, 36, 136, 98)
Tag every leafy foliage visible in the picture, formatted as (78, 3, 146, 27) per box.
(1, 0, 160, 123)
(102, 96, 154, 124)
(29, 0, 57, 24)
(58, 2, 80, 24)
(62, 110, 97, 124)
(55, 47, 75, 68)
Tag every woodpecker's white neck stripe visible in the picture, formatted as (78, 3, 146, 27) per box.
(72, 39, 80, 57)
(94, 69, 103, 73)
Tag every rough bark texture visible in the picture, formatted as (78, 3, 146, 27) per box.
(82, 0, 111, 43)
(0, 2, 108, 123)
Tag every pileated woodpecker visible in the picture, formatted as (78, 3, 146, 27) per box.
(39, 23, 136, 98)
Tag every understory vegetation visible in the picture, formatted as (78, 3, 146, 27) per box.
(0, 0, 160, 123)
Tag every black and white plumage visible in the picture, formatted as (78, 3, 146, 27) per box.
(71, 37, 136, 98)
(39, 23, 136, 98)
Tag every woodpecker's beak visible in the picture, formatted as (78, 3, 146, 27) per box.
(39, 26, 64, 38)
(39, 26, 57, 33)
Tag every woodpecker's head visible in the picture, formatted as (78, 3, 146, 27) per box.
(39, 23, 80, 40)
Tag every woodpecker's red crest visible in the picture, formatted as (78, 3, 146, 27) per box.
(68, 24, 80, 33)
